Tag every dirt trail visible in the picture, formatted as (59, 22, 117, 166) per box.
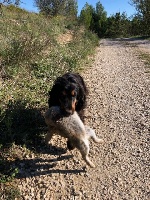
(14, 39, 149, 199)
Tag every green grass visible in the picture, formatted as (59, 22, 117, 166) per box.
(0, 181, 21, 200)
(0, 5, 98, 108)
(139, 52, 150, 73)
(0, 5, 99, 197)
(0, 5, 99, 119)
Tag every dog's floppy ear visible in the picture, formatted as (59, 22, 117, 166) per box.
(49, 77, 66, 94)
(76, 81, 88, 111)
(54, 77, 66, 85)
(76, 87, 86, 111)
(67, 76, 76, 84)
(48, 77, 67, 107)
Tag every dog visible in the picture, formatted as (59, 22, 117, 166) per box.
(48, 72, 88, 150)
(44, 106, 103, 168)
(48, 72, 88, 118)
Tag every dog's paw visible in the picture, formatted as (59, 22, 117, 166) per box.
(67, 140, 75, 151)
(45, 137, 51, 146)
(84, 156, 95, 168)
(89, 162, 95, 168)
(96, 138, 104, 143)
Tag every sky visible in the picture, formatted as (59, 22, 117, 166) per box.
(19, 0, 136, 17)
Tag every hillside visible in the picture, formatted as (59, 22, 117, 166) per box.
(0, 5, 98, 198)
(0, 5, 98, 105)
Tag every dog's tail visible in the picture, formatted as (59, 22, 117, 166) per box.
(85, 126, 103, 143)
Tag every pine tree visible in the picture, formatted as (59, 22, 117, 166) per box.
(35, 0, 77, 17)
(130, 0, 150, 34)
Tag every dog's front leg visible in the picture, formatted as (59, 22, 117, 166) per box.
(45, 126, 54, 145)
(67, 140, 75, 150)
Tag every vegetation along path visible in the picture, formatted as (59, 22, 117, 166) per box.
(7, 39, 150, 199)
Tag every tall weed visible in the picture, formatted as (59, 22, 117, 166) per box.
(1, 34, 50, 66)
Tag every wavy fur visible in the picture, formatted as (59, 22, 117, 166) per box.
(48, 72, 88, 119)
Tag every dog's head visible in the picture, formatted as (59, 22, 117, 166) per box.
(59, 82, 78, 114)
(49, 77, 78, 115)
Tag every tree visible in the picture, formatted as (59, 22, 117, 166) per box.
(35, 0, 77, 17)
(93, 1, 107, 37)
(105, 12, 130, 38)
(35, 0, 65, 16)
(130, 15, 143, 35)
(80, 1, 107, 37)
(1, 0, 20, 5)
(80, 3, 94, 29)
(65, 0, 78, 18)
(120, 12, 130, 36)
(130, 0, 150, 34)
(96, 1, 107, 20)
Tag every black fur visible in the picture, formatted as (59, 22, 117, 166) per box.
(48, 72, 88, 150)
(48, 72, 88, 117)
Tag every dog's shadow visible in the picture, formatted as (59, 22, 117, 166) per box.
(15, 155, 85, 178)
(0, 99, 67, 154)
(0, 100, 86, 178)
(0, 155, 86, 180)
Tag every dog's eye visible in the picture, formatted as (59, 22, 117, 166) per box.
(71, 90, 76, 97)
(62, 91, 66, 96)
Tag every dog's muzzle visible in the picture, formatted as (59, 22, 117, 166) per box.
(65, 109, 74, 115)
(60, 99, 76, 115)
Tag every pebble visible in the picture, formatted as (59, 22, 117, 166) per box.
(13, 39, 150, 200)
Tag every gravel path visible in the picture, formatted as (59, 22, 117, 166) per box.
(15, 39, 149, 199)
